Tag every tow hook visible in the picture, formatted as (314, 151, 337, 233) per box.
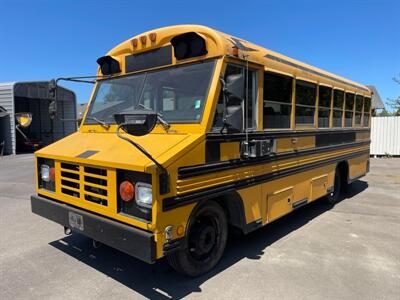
(92, 239, 102, 248)
(64, 226, 72, 235)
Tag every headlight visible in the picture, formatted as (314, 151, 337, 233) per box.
(41, 164, 55, 182)
(41, 165, 51, 182)
(135, 182, 152, 208)
(38, 158, 55, 192)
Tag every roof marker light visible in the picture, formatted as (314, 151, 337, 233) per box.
(131, 38, 138, 48)
(149, 32, 157, 43)
(140, 35, 147, 46)
(232, 45, 239, 57)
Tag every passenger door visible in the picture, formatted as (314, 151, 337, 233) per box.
(210, 63, 263, 226)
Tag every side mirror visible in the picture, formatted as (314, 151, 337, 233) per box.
(225, 73, 244, 102)
(48, 79, 57, 119)
(114, 111, 157, 136)
(221, 73, 244, 133)
(225, 104, 243, 133)
(48, 79, 57, 99)
(49, 100, 56, 120)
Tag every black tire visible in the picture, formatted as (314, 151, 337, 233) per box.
(167, 201, 228, 277)
(325, 167, 341, 204)
(342, 178, 352, 193)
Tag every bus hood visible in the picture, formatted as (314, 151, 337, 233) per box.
(35, 131, 201, 172)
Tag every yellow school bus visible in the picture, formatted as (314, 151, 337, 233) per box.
(31, 25, 371, 276)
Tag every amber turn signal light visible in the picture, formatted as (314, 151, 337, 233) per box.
(49, 167, 55, 182)
(120, 180, 135, 202)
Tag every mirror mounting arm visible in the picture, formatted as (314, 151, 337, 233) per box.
(219, 76, 229, 134)
(116, 124, 167, 174)
(116, 124, 170, 194)
(48, 76, 104, 120)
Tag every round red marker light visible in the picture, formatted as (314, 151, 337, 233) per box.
(119, 181, 135, 202)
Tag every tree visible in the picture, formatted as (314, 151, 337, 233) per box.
(377, 109, 394, 117)
(387, 75, 400, 116)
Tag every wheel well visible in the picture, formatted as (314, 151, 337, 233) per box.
(337, 161, 349, 185)
(201, 192, 246, 232)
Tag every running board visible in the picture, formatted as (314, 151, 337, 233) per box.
(292, 198, 308, 210)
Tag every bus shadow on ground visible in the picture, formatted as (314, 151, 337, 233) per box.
(49, 180, 368, 299)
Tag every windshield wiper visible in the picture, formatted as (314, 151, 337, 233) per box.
(156, 114, 170, 131)
(136, 103, 170, 132)
(86, 116, 110, 129)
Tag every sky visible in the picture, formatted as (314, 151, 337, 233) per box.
(0, 0, 399, 110)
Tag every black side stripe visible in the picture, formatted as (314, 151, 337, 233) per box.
(264, 54, 370, 92)
(179, 140, 370, 179)
(163, 149, 369, 211)
(315, 131, 356, 147)
(205, 140, 220, 163)
(206, 128, 370, 142)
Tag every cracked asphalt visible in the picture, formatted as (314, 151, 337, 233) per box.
(0, 155, 399, 299)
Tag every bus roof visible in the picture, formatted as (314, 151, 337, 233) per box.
(104, 25, 371, 96)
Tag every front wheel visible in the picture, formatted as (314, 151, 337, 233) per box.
(167, 201, 228, 277)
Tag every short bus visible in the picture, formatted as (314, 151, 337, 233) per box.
(31, 25, 371, 276)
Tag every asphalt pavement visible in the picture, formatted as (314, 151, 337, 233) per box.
(0, 155, 399, 300)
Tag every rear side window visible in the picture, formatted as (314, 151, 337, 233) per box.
(355, 95, 363, 126)
(263, 72, 292, 129)
(363, 97, 371, 127)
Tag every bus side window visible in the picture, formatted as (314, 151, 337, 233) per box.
(345, 92, 355, 127)
(263, 72, 292, 129)
(318, 86, 332, 128)
(295, 80, 316, 126)
(333, 90, 344, 127)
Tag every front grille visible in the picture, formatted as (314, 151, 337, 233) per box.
(60, 162, 109, 206)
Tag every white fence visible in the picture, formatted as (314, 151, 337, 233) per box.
(370, 116, 400, 156)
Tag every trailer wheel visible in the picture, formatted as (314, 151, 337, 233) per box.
(325, 167, 341, 204)
(167, 201, 228, 277)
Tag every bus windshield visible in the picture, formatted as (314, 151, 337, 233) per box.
(85, 60, 216, 125)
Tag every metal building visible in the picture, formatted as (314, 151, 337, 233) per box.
(367, 85, 385, 112)
(371, 116, 400, 156)
(0, 81, 77, 155)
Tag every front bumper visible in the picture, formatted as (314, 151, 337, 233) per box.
(31, 195, 155, 264)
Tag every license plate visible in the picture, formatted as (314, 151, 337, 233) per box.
(68, 211, 84, 231)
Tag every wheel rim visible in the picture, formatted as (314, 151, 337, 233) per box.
(187, 213, 219, 262)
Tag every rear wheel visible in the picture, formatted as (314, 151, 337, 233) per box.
(325, 167, 341, 204)
(167, 201, 228, 277)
